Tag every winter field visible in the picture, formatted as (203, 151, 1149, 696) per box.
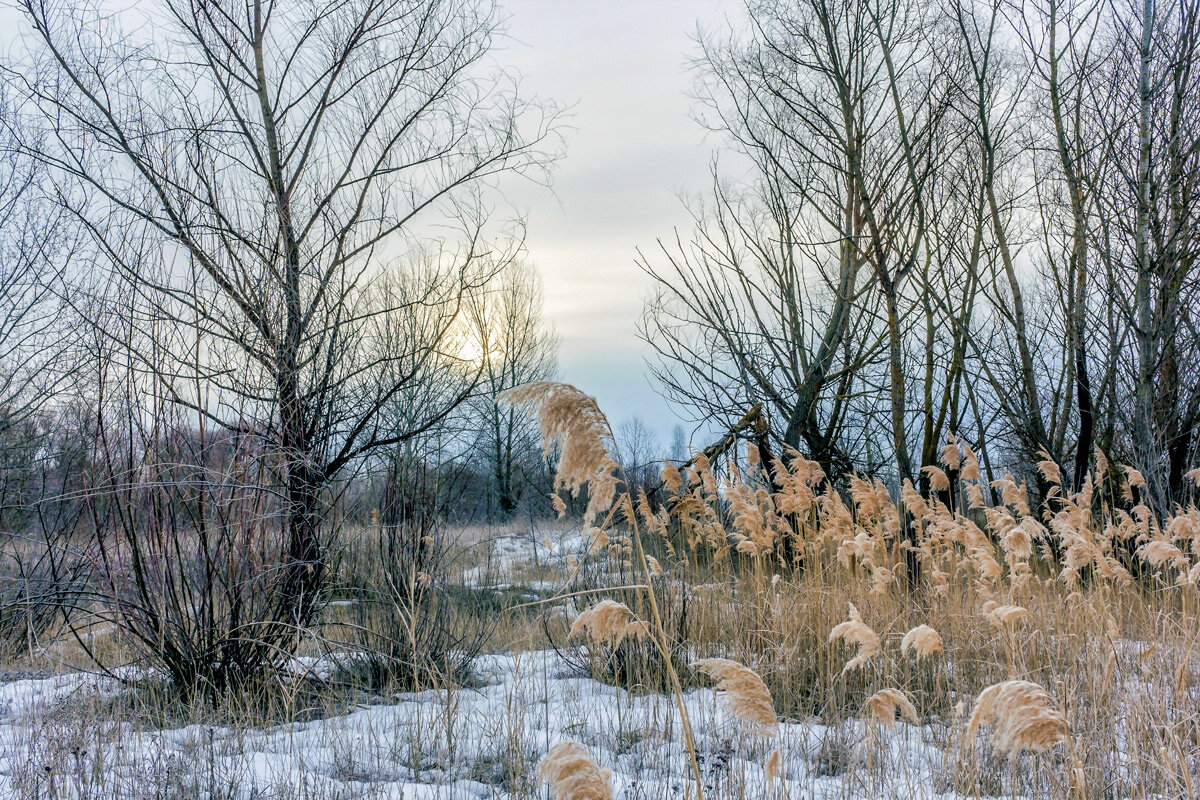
(2, 0, 1200, 797)
(4, 429, 1200, 800)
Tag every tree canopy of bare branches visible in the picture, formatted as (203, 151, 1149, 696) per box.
(5, 0, 563, 696)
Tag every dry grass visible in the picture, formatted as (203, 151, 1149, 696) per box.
(828, 602, 882, 674)
(525, 383, 1200, 797)
(900, 624, 943, 659)
(862, 688, 919, 729)
(5, 382, 1200, 798)
(967, 679, 1071, 756)
(501, 382, 620, 527)
(568, 599, 645, 646)
(691, 658, 779, 735)
(538, 741, 614, 800)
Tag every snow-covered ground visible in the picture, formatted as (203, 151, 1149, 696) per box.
(0, 532, 1076, 800)
(0, 649, 970, 800)
(461, 527, 591, 592)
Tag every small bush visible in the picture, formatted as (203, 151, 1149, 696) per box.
(342, 516, 487, 690)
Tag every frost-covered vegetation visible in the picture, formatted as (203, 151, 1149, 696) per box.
(2, 0, 1200, 797)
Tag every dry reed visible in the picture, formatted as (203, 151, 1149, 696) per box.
(863, 688, 919, 729)
(900, 624, 943, 659)
(692, 657, 780, 735)
(829, 603, 881, 673)
(538, 741, 614, 800)
(500, 382, 619, 525)
(967, 680, 1070, 756)
(569, 599, 646, 646)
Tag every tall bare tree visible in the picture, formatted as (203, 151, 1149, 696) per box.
(8, 0, 562, 694)
(1087, 0, 1200, 507)
(471, 259, 558, 517)
(643, 0, 955, 483)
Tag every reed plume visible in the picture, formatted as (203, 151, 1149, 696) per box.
(863, 688, 919, 729)
(764, 748, 782, 782)
(569, 599, 645, 646)
(921, 465, 951, 492)
(538, 741, 614, 800)
(968, 680, 1070, 756)
(960, 443, 982, 481)
(983, 600, 1030, 629)
(692, 657, 780, 735)
(1036, 449, 1062, 485)
(1137, 537, 1189, 570)
(501, 382, 618, 525)
(941, 435, 961, 471)
(1122, 467, 1147, 502)
(829, 602, 881, 673)
(901, 624, 943, 659)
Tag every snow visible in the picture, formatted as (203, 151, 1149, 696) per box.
(462, 527, 591, 592)
(0, 650, 970, 800)
(0, 532, 1059, 799)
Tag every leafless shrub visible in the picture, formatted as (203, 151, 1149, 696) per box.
(343, 516, 487, 691)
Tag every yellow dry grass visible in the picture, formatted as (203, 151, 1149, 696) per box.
(862, 688, 919, 729)
(968, 679, 1071, 756)
(538, 741, 614, 800)
(691, 657, 780, 735)
(505, 382, 1200, 798)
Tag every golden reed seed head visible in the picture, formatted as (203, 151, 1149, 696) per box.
(1122, 466, 1146, 502)
(1124, 466, 1147, 488)
(960, 443, 982, 481)
(500, 382, 619, 525)
(863, 688, 919, 729)
(968, 680, 1070, 757)
(1036, 449, 1062, 485)
(551, 493, 567, 518)
(1137, 537, 1188, 570)
(692, 657, 780, 735)
(982, 600, 1031, 629)
(538, 741, 614, 800)
(764, 749, 781, 782)
(900, 624, 943, 659)
(569, 600, 644, 647)
(829, 602, 881, 674)
(922, 465, 951, 492)
(940, 435, 961, 471)
(991, 473, 1031, 515)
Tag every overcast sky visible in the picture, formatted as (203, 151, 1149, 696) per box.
(0, 0, 739, 450)
(499, 0, 737, 450)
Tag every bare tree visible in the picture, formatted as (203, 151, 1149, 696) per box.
(0, 93, 71, 440)
(643, 0, 956, 484)
(8, 0, 562, 695)
(0, 91, 85, 660)
(669, 424, 688, 463)
(471, 258, 558, 517)
(1085, 0, 1200, 507)
(615, 415, 662, 498)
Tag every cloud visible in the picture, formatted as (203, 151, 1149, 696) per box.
(497, 0, 736, 442)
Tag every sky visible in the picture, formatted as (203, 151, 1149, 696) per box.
(498, 0, 737, 450)
(0, 0, 740, 451)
